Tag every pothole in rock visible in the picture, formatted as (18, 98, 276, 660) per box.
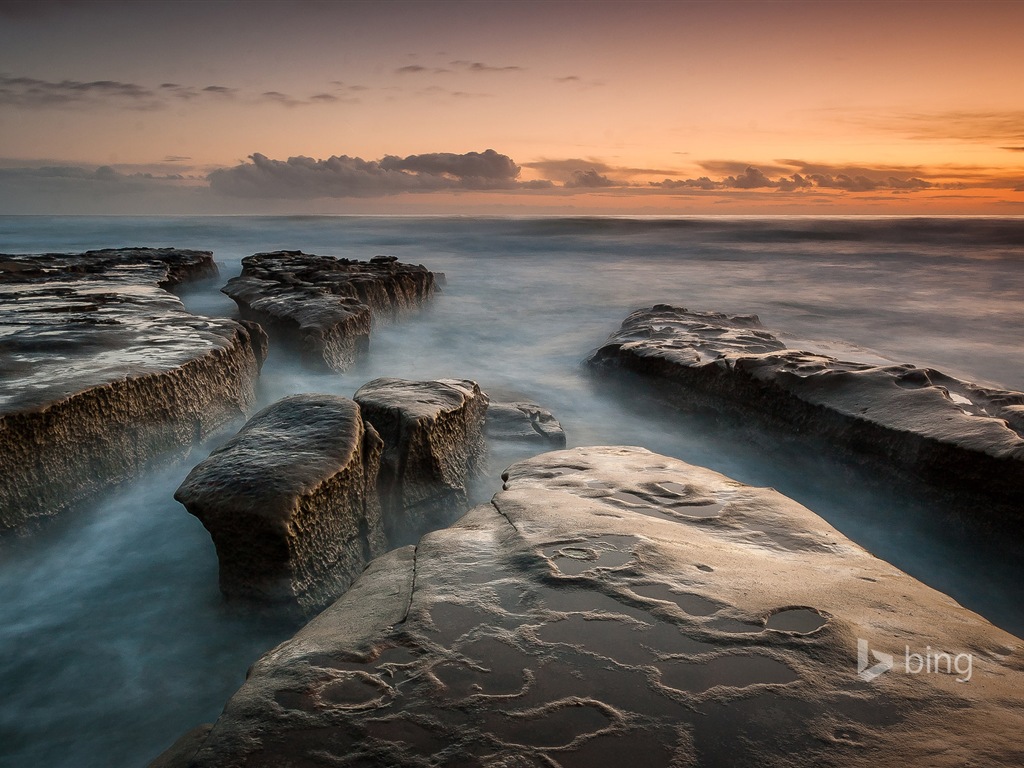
(483, 703, 612, 749)
(765, 608, 828, 634)
(320, 673, 392, 709)
(656, 655, 799, 693)
(629, 583, 723, 616)
(543, 536, 638, 575)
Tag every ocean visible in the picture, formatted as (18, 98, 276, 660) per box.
(0, 215, 1022, 767)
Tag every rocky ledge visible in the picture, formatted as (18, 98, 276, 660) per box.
(175, 394, 386, 614)
(588, 305, 1024, 518)
(355, 378, 488, 545)
(223, 251, 436, 371)
(163, 446, 1024, 767)
(484, 396, 566, 447)
(0, 248, 267, 530)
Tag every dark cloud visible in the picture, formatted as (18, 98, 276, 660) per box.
(564, 169, 618, 188)
(208, 150, 537, 199)
(395, 65, 450, 75)
(652, 164, 938, 194)
(0, 74, 336, 109)
(164, 155, 192, 162)
(700, 159, 794, 177)
(554, 75, 581, 82)
(451, 60, 523, 73)
(1001, 146, 1024, 152)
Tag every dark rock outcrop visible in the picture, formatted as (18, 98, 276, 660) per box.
(174, 394, 386, 614)
(485, 397, 566, 446)
(588, 305, 1024, 517)
(223, 251, 436, 371)
(354, 378, 488, 543)
(0, 248, 266, 531)
(166, 446, 1024, 767)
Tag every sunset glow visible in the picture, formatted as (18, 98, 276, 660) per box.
(1, 0, 1022, 214)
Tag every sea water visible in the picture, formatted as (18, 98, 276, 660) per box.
(0, 215, 1021, 767)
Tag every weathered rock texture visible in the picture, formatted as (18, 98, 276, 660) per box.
(169, 446, 1024, 767)
(0, 248, 266, 531)
(484, 397, 566, 447)
(355, 378, 488, 544)
(223, 251, 436, 371)
(175, 394, 386, 614)
(589, 305, 1024, 517)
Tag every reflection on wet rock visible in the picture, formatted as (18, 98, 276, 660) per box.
(168, 446, 1024, 768)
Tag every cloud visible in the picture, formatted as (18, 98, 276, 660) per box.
(164, 155, 192, 162)
(208, 149, 537, 199)
(833, 109, 1024, 144)
(564, 169, 618, 188)
(0, 73, 341, 110)
(524, 158, 680, 184)
(554, 75, 581, 82)
(1001, 146, 1024, 152)
(450, 60, 523, 73)
(651, 164, 939, 193)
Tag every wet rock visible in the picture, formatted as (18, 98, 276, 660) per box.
(588, 305, 1024, 518)
(171, 446, 1024, 767)
(174, 394, 385, 614)
(354, 378, 488, 544)
(485, 398, 566, 447)
(0, 248, 266, 531)
(223, 250, 436, 371)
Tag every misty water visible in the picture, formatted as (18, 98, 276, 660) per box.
(0, 215, 1022, 767)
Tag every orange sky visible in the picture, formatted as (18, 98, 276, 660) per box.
(1, 0, 1022, 214)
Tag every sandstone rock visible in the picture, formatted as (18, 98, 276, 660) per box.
(485, 397, 566, 447)
(223, 250, 436, 371)
(175, 394, 386, 614)
(170, 446, 1024, 767)
(0, 248, 266, 530)
(588, 305, 1024, 518)
(354, 378, 488, 543)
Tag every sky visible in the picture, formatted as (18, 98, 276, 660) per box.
(1, 0, 1023, 215)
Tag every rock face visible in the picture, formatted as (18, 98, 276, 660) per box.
(354, 378, 488, 544)
(0, 248, 266, 531)
(588, 305, 1024, 518)
(484, 398, 566, 447)
(174, 394, 386, 614)
(169, 446, 1024, 768)
(223, 251, 436, 371)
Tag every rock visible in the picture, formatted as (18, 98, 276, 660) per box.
(223, 250, 436, 371)
(0, 248, 266, 531)
(354, 378, 488, 544)
(147, 724, 212, 768)
(485, 397, 566, 447)
(171, 446, 1024, 767)
(588, 305, 1024, 518)
(174, 394, 386, 614)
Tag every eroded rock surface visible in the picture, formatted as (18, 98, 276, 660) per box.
(589, 305, 1024, 516)
(175, 394, 386, 614)
(485, 397, 566, 447)
(223, 251, 436, 371)
(355, 378, 488, 544)
(171, 446, 1024, 767)
(0, 248, 266, 530)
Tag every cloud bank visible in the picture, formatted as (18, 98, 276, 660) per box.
(209, 150, 535, 198)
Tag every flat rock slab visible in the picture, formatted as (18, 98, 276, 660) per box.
(223, 251, 436, 371)
(485, 398, 566, 447)
(355, 378, 488, 544)
(175, 446, 1024, 767)
(588, 304, 1024, 517)
(0, 248, 266, 530)
(175, 394, 386, 614)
